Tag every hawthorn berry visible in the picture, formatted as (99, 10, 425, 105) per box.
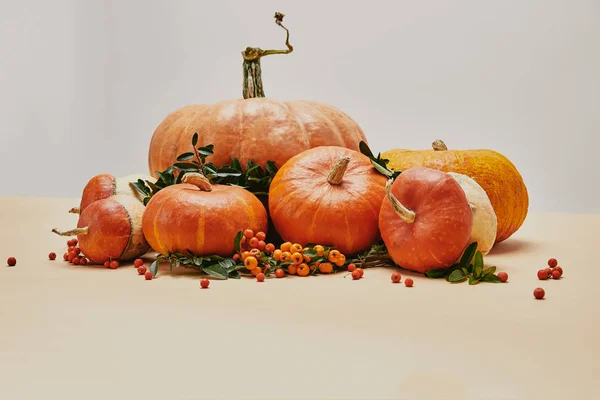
(537, 269, 549, 280)
(497, 272, 508, 283)
(144, 271, 153, 280)
(275, 268, 285, 278)
(79, 258, 87, 265)
(48, 252, 57, 260)
(534, 287, 545, 299)
(109, 260, 119, 269)
(200, 279, 210, 288)
(391, 272, 401, 283)
(351, 270, 361, 280)
(137, 266, 147, 275)
(243, 229, 254, 239)
(63, 253, 69, 261)
(548, 258, 558, 268)
(256, 272, 266, 282)
(104, 260, 110, 268)
(7, 257, 16, 266)
(405, 278, 414, 287)
(347, 263, 357, 272)
(551, 269, 561, 279)
(255, 232, 266, 241)
(134, 258, 144, 268)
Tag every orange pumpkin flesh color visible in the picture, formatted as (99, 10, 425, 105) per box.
(147, 13, 366, 176)
(52, 194, 150, 264)
(142, 173, 268, 257)
(379, 167, 473, 274)
(381, 140, 528, 243)
(269, 146, 387, 255)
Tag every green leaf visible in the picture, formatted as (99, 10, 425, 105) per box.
(192, 133, 198, 146)
(131, 181, 149, 196)
(302, 248, 318, 258)
(230, 158, 242, 172)
(265, 160, 278, 176)
(448, 269, 468, 283)
(469, 275, 481, 285)
(459, 242, 478, 267)
(359, 141, 375, 159)
(425, 268, 446, 279)
(473, 251, 484, 278)
(150, 260, 159, 277)
(481, 274, 502, 283)
(197, 146, 214, 157)
(482, 266, 496, 276)
(192, 257, 203, 266)
(370, 160, 393, 177)
(228, 271, 241, 279)
(174, 162, 200, 170)
(234, 231, 243, 253)
(202, 264, 228, 280)
(177, 152, 195, 161)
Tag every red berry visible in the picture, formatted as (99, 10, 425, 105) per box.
(133, 258, 144, 267)
(356, 268, 364, 278)
(497, 272, 508, 282)
(72, 256, 80, 265)
(7, 257, 16, 266)
(137, 266, 147, 275)
(548, 258, 558, 268)
(200, 279, 210, 288)
(144, 271, 153, 280)
(534, 287, 545, 299)
(104, 260, 110, 268)
(554, 266, 563, 277)
(351, 270, 361, 280)
(391, 272, 401, 283)
(232, 253, 241, 262)
(72, 238, 78, 246)
(48, 252, 57, 260)
(405, 278, 414, 287)
(551, 269, 561, 279)
(63, 253, 69, 261)
(537, 269, 549, 280)
(256, 272, 265, 282)
(257, 240, 266, 251)
(73, 247, 81, 255)
(67, 253, 75, 262)
(265, 243, 275, 253)
(109, 260, 119, 269)
(255, 232, 266, 241)
(243, 229, 254, 239)
(248, 237, 259, 248)
(347, 263, 357, 272)
(275, 268, 285, 278)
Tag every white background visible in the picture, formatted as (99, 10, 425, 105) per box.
(0, 0, 598, 213)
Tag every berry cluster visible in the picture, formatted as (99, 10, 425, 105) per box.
(62, 238, 89, 266)
(537, 258, 563, 281)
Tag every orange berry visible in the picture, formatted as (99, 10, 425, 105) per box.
(248, 237, 259, 248)
(256, 232, 266, 241)
(257, 240, 266, 251)
(303, 253, 312, 263)
(265, 243, 275, 253)
(251, 266, 263, 276)
(244, 229, 254, 239)
(256, 272, 265, 282)
(290, 243, 303, 254)
(314, 245, 325, 256)
(351, 270, 361, 280)
(356, 268, 364, 278)
(328, 250, 341, 263)
(275, 268, 285, 278)
(334, 254, 346, 267)
(273, 249, 282, 261)
(280, 251, 293, 263)
(297, 263, 310, 276)
(318, 262, 334, 274)
(244, 256, 258, 270)
(280, 242, 292, 252)
(249, 248, 261, 258)
(291, 252, 303, 265)
(241, 251, 250, 261)
(288, 264, 298, 275)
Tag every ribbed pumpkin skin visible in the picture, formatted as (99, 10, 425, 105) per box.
(379, 168, 473, 273)
(148, 98, 367, 176)
(269, 146, 388, 255)
(79, 174, 115, 213)
(381, 147, 528, 243)
(142, 183, 268, 257)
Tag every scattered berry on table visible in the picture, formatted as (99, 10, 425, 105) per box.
(63, 253, 68, 261)
(200, 279, 210, 288)
(109, 260, 119, 269)
(48, 252, 57, 260)
(391, 272, 401, 283)
(347, 263, 356, 272)
(351, 269, 361, 280)
(405, 278, 414, 287)
(551, 269, 561, 280)
(7, 257, 16, 267)
(537, 269, 549, 280)
(137, 266, 147, 275)
(256, 272, 265, 282)
(275, 268, 285, 278)
(553, 266, 563, 278)
(104, 261, 110, 268)
(144, 271, 153, 280)
(548, 258, 558, 268)
(79, 258, 87, 265)
(534, 287, 545, 299)
(134, 258, 144, 267)
(72, 256, 80, 265)
(497, 272, 508, 282)
(356, 268, 364, 278)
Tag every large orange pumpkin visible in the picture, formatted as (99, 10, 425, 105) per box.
(381, 140, 528, 243)
(379, 167, 473, 273)
(142, 173, 268, 257)
(147, 13, 366, 176)
(269, 146, 388, 255)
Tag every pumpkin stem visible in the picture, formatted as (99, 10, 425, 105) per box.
(385, 179, 416, 224)
(69, 207, 80, 214)
(182, 172, 213, 192)
(52, 227, 89, 237)
(327, 157, 351, 185)
(242, 12, 293, 99)
(432, 140, 448, 151)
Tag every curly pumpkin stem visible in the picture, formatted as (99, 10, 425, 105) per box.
(385, 179, 416, 224)
(182, 172, 213, 192)
(432, 140, 448, 151)
(242, 12, 293, 99)
(327, 157, 351, 185)
(69, 207, 80, 214)
(52, 227, 89, 236)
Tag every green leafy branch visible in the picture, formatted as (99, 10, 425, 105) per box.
(149, 249, 244, 279)
(425, 242, 502, 284)
(348, 242, 396, 268)
(358, 141, 401, 180)
(132, 133, 278, 205)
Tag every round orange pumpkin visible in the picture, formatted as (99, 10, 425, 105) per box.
(381, 140, 528, 243)
(147, 13, 366, 176)
(379, 167, 473, 273)
(268, 146, 388, 255)
(142, 173, 268, 257)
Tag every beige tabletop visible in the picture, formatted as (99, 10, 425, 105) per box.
(0, 196, 598, 400)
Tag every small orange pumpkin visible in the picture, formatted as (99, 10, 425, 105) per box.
(142, 173, 268, 257)
(269, 146, 388, 255)
(382, 140, 528, 243)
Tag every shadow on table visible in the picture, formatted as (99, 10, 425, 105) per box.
(489, 238, 537, 255)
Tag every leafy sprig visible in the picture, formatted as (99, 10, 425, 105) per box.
(132, 133, 278, 204)
(149, 249, 244, 279)
(358, 141, 401, 180)
(425, 242, 503, 284)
